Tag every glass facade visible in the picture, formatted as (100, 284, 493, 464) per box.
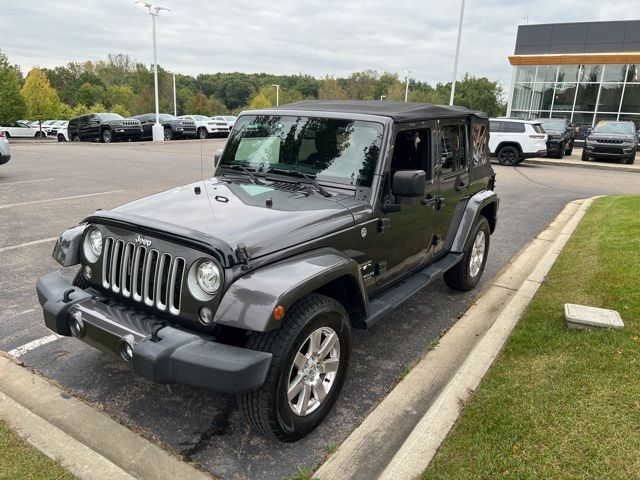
(509, 64, 640, 135)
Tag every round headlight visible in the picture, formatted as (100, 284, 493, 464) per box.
(196, 260, 221, 294)
(88, 228, 102, 256)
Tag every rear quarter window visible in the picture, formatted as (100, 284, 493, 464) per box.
(503, 122, 526, 133)
(489, 121, 502, 132)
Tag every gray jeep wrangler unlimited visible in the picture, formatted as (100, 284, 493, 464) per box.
(36, 100, 498, 441)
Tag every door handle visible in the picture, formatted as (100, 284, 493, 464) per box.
(455, 181, 469, 192)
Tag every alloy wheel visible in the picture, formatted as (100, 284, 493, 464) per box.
(469, 230, 486, 278)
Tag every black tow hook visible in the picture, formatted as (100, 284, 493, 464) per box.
(150, 322, 168, 343)
(62, 288, 75, 303)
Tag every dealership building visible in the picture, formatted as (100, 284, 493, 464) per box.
(507, 20, 640, 130)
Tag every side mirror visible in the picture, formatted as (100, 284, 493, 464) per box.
(213, 149, 223, 168)
(392, 170, 426, 197)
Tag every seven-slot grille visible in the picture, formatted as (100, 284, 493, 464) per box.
(102, 237, 185, 315)
(121, 120, 140, 127)
(596, 138, 624, 144)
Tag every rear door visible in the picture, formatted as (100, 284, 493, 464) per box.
(433, 119, 471, 255)
(488, 120, 503, 154)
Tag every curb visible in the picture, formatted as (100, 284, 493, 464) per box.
(520, 157, 639, 173)
(0, 354, 213, 480)
(315, 197, 597, 480)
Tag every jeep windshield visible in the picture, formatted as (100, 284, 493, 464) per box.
(97, 113, 124, 121)
(593, 122, 635, 134)
(220, 115, 383, 187)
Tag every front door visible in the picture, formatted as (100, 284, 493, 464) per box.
(433, 119, 471, 255)
(377, 124, 439, 286)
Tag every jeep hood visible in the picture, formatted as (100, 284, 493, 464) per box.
(104, 179, 356, 260)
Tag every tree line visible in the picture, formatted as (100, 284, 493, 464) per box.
(0, 50, 507, 125)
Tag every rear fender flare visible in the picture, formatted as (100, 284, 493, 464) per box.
(213, 248, 367, 332)
(449, 190, 499, 253)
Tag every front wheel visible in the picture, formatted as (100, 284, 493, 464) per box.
(238, 293, 351, 442)
(496, 146, 520, 166)
(581, 149, 589, 161)
(102, 129, 113, 143)
(198, 128, 208, 140)
(57, 134, 66, 142)
(554, 142, 565, 159)
(164, 128, 172, 141)
(626, 150, 636, 165)
(564, 141, 574, 156)
(72, 134, 81, 142)
(444, 216, 490, 292)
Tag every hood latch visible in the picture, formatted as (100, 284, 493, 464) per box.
(236, 243, 251, 270)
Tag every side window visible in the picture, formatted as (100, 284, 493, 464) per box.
(504, 122, 525, 133)
(390, 128, 432, 179)
(439, 124, 467, 174)
(489, 121, 502, 132)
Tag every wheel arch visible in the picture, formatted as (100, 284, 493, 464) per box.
(213, 248, 368, 332)
(495, 141, 522, 155)
(448, 190, 499, 253)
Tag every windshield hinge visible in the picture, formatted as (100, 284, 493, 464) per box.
(236, 243, 251, 270)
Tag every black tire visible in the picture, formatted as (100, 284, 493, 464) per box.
(72, 134, 81, 142)
(496, 145, 520, 166)
(164, 128, 172, 141)
(4, 132, 10, 139)
(35, 131, 42, 138)
(238, 293, 351, 442)
(198, 128, 208, 140)
(102, 129, 113, 143)
(564, 141, 573, 156)
(57, 134, 66, 142)
(554, 142, 564, 159)
(626, 150, 636, 165)
(581, 149, 589, 161)
(444, 216, 490, 292)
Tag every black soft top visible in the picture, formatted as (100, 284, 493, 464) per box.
(268, 100, 488, 123)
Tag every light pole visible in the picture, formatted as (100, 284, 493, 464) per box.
(173, 72, 177, 116)
(380, 95, 386, 101)
(136, 1, 169, 141)
(449, 0, 465, 106)
(404, 70, 411, 102)
(272, 84, 280, 106)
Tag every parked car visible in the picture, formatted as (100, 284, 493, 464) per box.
(57, 125, 69, 142)
(177, 114, 229, 139)
(539, 118, 575, 158)
(211, 115, 237, 130)
(68, 113, 142, 143)
(49, 120, 68, 136)
(28, 120, 59, 135)
(0, 130, 10, 165)
(582, 120, 637, 164)
(489, 118, 547, 165)
(132, 113, 197, 141)
(1, 121, 47, 138)
(36, 100, 498, 441)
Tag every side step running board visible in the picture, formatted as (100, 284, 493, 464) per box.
(365, 252, 463, 329)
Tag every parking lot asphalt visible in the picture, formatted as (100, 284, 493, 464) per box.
(1, 141, 639, 480)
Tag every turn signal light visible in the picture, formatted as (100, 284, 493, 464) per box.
(273, 305, 286, 321)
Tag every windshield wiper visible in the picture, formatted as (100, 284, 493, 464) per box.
(267, 168, 332, 197)
(220, 164, 265, 185)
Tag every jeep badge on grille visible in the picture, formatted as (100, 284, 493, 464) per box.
(135, 235, 151, 247)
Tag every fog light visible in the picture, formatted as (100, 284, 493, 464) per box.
(69, 312, 85, 338)
(84, 265, 92, 279)
(199, 306, 214, 325)
(119, 341, 134, 362)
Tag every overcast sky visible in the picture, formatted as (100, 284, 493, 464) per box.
(2, 0, 635, 91)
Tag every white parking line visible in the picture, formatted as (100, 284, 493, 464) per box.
(0, 237, 58, 253)
(7, 334, 62, 358)
(0, 178, 54, 186)
(0, 190, 124, 209)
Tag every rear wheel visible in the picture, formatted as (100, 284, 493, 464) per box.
(238, 293, 351, 442)
(4, 132, 9, 139)
(444, 216, 490, 292)
(57, 134, 66, 142)
(102, 129, 113, 143)
(72, 134, 81, 142)
(564, 141, 573, 155)
(496, 146, 520, 166)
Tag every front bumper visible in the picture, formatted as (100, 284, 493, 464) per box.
(112, 127, 143, 140)
(522, 149, 547, 159)
(584, 143, 635, 159)
(36, 271, 272, 393)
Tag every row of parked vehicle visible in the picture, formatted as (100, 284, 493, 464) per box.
(489, 117, 637, 165)
(0, 113, 237, 143)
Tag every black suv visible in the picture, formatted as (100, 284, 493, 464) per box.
(582, 120, 637, 164)
(132, 113, 197, 141)
(68, 113, 142, 143)
(36, 101, 498, 441)
(539, 118, 575, 158)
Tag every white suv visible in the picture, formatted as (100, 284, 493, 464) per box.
(489, 118, 547, 166)
(0, 130, 11, 165)
(177, 115, 229, 139)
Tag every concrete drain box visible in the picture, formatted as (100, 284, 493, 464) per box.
(564, 303, 624, 330)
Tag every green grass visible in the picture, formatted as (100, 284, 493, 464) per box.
(0, 421, 75, 480)
(422, 196, 640, 480)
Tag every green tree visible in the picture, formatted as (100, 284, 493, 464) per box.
(89, 102, 107, 113)
(110, 104, 131, 117)
(71, 104, 90, 117)
(209, 97, 229, 115)
(21, 68, 62, 131)
(318, 76, 348, 100)
(248, 92, 272, 109)
(58, 103, 73, 119)
(105, 85, 133, 109)
(0, 50, 26, 124)
(185, 92, 212, 115)
(346, 70, 378, 100)
(449, 74, 506, 116)
(77, 82, 106, 106)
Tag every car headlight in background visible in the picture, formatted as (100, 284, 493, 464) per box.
(196, 260, 221, 294)
(82, 226, 102, 263)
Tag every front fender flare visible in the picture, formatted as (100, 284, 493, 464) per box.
(52, 225, 86, 267)
(213, 248, 367, 332)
